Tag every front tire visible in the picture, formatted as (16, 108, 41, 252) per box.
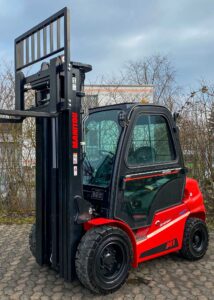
(75, 225, 133, 294)
(180, 218, 209, 260)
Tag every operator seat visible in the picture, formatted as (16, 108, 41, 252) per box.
(132, 146, 156, 164)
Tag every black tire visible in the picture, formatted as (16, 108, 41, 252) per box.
(75, 225, 133, 294)
(180, 218, 209, 260)
(29, 223, 36, 258)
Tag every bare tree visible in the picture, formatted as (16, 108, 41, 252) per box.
(178, 84, 214, 220)
(0, 63, 35, 215)
(121, 54, 179, 110)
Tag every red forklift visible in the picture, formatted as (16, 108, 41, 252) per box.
(0, 7, 209, 294)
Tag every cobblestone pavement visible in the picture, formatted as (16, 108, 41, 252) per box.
(0, 225, 213, 300)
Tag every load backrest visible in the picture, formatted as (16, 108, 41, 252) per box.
(15, 7, 70, 71)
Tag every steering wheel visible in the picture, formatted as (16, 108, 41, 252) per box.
(90, 150, 114, 184)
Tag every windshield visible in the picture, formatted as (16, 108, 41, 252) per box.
(83, 109, 122, 187)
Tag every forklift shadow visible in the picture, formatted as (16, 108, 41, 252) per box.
(126, 250, 206, 286)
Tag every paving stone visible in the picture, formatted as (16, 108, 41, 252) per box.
(10, 291, 23, 300)
(30, 292, 44, 299)
(0, 225, 213, 300)
(51, 292, 64, 300)
(134, 294, 145, 300)
(40, 297, 50, 300)
(198, 296, 208, 300)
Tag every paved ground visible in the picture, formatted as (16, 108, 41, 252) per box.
(0, 225, 213, 300)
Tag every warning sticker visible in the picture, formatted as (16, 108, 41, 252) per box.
(74, 166, 78, 176)
(73, 152, 78, 164)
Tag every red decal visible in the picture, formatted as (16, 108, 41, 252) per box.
(72, 112, 79, 149)
(124, 170, 179, 182)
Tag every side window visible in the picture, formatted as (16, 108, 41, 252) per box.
(123, 172, 183, 227)
(127, 115, 175, 166)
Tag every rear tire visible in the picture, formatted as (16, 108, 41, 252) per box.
(75, 225, 133, 294)
(29, 223, 36, 258)
(180, 218, 209, 260)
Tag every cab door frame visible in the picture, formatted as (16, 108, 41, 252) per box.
(111, 105, 186, 230)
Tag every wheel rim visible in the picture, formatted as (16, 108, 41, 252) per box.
(95, 241, 126, 283)
(192, 229, 205, 252)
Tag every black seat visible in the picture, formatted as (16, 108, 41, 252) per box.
(133, 146, 156, 164)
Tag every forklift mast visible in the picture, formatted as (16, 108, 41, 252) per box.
(0, 7, 92, 281)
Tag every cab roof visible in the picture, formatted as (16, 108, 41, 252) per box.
(88, 102, 171, 115)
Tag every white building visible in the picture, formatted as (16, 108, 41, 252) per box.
(84, 84, 154, 108)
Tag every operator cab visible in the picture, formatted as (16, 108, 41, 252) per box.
(83, 103, 186, 229)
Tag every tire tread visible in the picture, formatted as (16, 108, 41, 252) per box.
(75, 225, 132, 294)
(180, 218, 209, 260)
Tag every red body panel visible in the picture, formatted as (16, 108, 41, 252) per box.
(84, 177, 206, 267)
(84, 218, 138, 267)
(183, 177, 206, 220)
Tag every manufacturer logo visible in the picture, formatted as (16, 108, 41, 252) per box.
(160, 219, 171, 227)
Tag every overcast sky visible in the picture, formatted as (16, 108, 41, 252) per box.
(0, 0, 213, 89)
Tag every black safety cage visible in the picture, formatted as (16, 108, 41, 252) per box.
(0, 7, 92, 281)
